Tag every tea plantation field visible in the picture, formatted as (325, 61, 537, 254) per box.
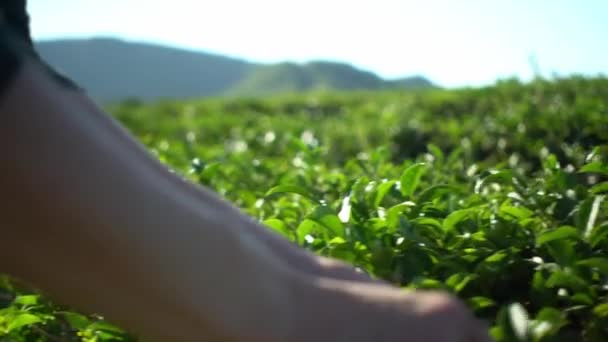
(1, 76, 607, 341)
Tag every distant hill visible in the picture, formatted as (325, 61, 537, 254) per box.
(230, 61, 385, 96)
(35, 38, 254, 101)
(388, 76, 436, 89)
(35, 38, 436, 102)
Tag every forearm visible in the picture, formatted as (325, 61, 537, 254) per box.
(0, 61, 294, 341)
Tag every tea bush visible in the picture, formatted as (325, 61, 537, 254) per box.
(1, 76, 607, 341)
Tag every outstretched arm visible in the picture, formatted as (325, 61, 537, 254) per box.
(0, 26, 492, 342)
(0, 57, 297, 341)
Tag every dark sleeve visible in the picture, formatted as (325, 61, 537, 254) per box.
(0, 25, 28, 98)
(0, 0, 81, 92)
(1, 0, 33, 46)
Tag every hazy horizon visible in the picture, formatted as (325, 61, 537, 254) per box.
(30, 0, 608, 88)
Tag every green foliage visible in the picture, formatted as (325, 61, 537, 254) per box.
(0, 277, 133, 341)
(2, 76, 608, 340)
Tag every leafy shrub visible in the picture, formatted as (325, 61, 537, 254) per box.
(1, 76, 607, 341)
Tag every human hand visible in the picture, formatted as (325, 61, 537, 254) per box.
(284, 272, 493, 342)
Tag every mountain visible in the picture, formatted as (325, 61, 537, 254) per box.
(35, 38, 254, 101)
(230, 62, 436, 96)
(388, 76, 436, 89)
(229, 61, 386, 96)
(35, 37, 436, 102)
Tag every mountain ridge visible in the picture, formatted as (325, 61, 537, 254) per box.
(35, 37, 437, 102)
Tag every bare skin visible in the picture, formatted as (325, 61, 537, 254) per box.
(0, 59, 492, 341)
(65, 77, 378, 285)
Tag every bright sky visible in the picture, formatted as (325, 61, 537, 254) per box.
(30, 0, 608, 88)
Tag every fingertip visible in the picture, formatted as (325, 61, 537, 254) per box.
(471, 320, 494, 342)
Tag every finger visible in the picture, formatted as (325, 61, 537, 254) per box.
(315, 256, 382, 283)
(470, 320, 494, 342)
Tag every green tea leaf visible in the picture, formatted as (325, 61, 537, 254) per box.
(400, 163, 427, 198)
(263, 218, 293, 240)
(265, 184, 317, 202)
(579, 161, 608, 176)
(593, 303, 608, 318)
(427, 144, 444, 164)
(443, 208, 477, 232)
(445, 273, 477, 293)
(467, 296, 496, 311)
(544, 154, 560, 170)
(328, 236, 347, 246)
(546, 269, 588, 290)
(530, 307, 567, 339)
(309, 205, 345, 238)
(485, 250, 508, 263)
(12, 295, 38, 306)
(200, 162, 221, 179)
(7, 313, 42, 332)
(481, 170, 514, 186)
(535, 307, 565, 323)
(545, 239, 576, 266)
(411, 217, 443, 230)
(410, 277, 444, 289)
(571, 293, 594, 305)
(588, 222, 608, 248)
(418, 184, 460, 203)
(296, 219, 318, 244)
(61, 312, 91, 330)
(577, 258, 608, 276)
(499, 202, 533, 220)
(536, 226, 580, 246)
(86, 321, 128, 334)
(576, 197, 594, 231)
(490, 326, 505, 342)
(590, 182, 608, 194)
(374, 180, 396, 207)
(386, 201, 416, 229)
